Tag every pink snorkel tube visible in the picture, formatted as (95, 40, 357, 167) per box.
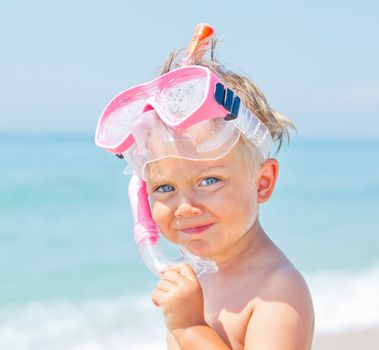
(127, 24, 218, 277)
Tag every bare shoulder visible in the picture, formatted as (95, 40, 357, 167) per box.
(260, 263, 314, 310)
(245, 263, 315, 350)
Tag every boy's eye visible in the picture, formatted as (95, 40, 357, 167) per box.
(155, 184, 175, 193)
(200, 177, 220, 186)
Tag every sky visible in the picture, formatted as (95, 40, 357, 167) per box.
(0, 0, 378, 138)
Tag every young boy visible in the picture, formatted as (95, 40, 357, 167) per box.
(95, 25, 314, 350)
(147, 47, 315, 350)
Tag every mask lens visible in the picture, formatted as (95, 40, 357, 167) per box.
(157, 75, 207, 124)
(99, 98, 147, 146)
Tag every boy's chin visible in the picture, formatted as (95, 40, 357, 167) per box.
(185, 241, 218, 260)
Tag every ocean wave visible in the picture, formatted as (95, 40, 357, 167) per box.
(0, 296, 167, 350)
(305, 264, 379, 333)
(1, 265, 379, 349)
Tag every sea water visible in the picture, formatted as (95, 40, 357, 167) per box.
(0, 133, 378, 349)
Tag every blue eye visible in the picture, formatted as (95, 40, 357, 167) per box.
(155, 184, 175, 193)
(200, 177, 220, 186)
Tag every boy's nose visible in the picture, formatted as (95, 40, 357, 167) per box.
(174, 202, 204, 218)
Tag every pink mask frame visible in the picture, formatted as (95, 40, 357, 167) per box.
(95, 65, 272, 160)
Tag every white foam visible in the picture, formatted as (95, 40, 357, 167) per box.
(0, 296, 167, 350)
(305, 264, 379, 333)
(1, 266, 379, 348)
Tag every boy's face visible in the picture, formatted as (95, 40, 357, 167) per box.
(145, 141, 260, 261)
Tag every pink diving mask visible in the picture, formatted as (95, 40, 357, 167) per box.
(95, 65, 273, 179)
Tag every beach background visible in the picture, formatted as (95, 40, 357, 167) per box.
(1, 1, 378, 349)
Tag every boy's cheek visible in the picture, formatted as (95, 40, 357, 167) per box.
(151, 202, 171, 225)
(151, 203, 178, 242)
(217, 186, 258, 209)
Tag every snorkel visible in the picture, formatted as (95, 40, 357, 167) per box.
(128, 24, 219, 277)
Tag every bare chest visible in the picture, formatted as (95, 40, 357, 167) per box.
(204, 291, 254, 350)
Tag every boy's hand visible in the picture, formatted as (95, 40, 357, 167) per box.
(151, 263, 206, 332)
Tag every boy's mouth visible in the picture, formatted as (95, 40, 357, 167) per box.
(181, 223, 214, 235)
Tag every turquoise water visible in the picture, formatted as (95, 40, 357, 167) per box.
(0, 133, 379, 348)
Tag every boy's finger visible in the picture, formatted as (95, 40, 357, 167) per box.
(161, 269, 182, 283)
(151, 289, 166, 307)
(156, 278, 176, 292)
(167, 263, 197, 281)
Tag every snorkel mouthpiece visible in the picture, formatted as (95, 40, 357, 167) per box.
(128, 174, 218, 277)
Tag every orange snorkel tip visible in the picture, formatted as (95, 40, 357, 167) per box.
(182, 23, 214, 65)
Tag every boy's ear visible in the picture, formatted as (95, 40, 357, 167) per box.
(257, 158, 279, 204)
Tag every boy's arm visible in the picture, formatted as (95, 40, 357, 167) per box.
(244, 267, 314, 350)
(152, 263, 231, 350)
(169, 325, 231, 350)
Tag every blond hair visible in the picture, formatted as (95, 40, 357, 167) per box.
(159, 40, 296, 155)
